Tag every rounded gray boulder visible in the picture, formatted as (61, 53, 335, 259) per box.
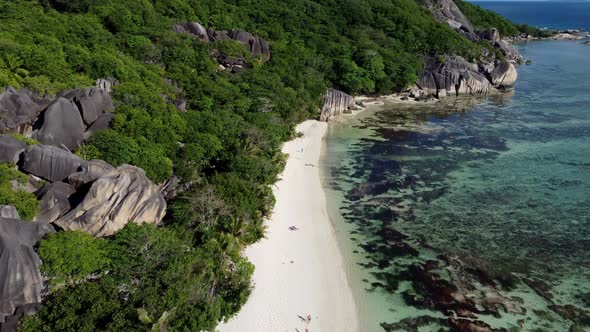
(32, 98, 85, 150)
(0, 135, 26, 163)
(21, 145, 84, 182)
(63, 87, 114, 125)
(0, 88, 42, 135)
(491, 61, 518, 89)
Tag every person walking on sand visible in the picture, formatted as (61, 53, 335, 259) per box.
(304, 314, 312, 331)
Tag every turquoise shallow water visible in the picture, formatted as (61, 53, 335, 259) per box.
(323, 40, 590, 331)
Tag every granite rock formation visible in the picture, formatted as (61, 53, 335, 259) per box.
(319, 89, 355, 121)
(422, 0, 525, 77)
(95, 77, 119, 94)
(174, 23, 271, 66)
(0, 205, 19, 219)
(0, 216, 53, 329)
(35, 181, 77, 224)
(173, 22, 209, 42)
(1, 86, 114, 151)
(21, 145, 85, 182)
(422, 0, 477, 40)
(477, 28, 501, 43)
(490, 61, 518, 89)
(495, 40, 525, 64)
(227, 29, 271, 62)
(62, 87, 114, 126)
(83, 113, 114, 139)
(415, 56, 492, 97)
(32, 88, 114, 150)
(32, 97, 86, 150)
(0, 135, 26, 163)
(53, 165, 167, 237)
(67, 159, 114, 189)
(0, 88, 42, 135)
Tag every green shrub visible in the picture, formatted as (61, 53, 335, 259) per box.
(0, 163, 39, 220)
(8, 133, 39, 145)
(38, 231, 111, 284)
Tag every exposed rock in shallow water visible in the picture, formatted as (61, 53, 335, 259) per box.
(53, 165, 166, 237)
(415, 56, 493, 97)
(491, 61, 518, 89)
(549, 304, 590, 326)
(495, 40, 525, 64)
(0, 217, 53, 328)
(319, 89, 354, 121)
(0, 88, 42, 135)
(21, 145, 84, 182)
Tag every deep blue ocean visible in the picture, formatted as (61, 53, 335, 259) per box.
(471, 1, 590, 31)
(323, 2, 590, 331)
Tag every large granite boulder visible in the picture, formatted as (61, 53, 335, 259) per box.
(0, 217, 53, 327)
(228, 29, 271, 62)
(0, 89, 42, 135)
(422, 0, 477, 40)
(173, 22, 209, 42)
(174, 23, 272, 63)
(21, 145, 84, 182)
(95, 77, 119, 94)
(0, 135, 26, 163)
(490, 61, 518, 89)
(53, 165, 167, 237)
(477, 28, 501, 43)
(416, 56, 492, 97)
(32, 98, 85, 150)
(495, 40, 525, 64)
(0, 206, 19, 219)
(67, 159, 114, 188)
(456, 69, 493, 95)
(35, 181, 77, 224)
(62, 88, 114, 126)
(206, 28, 231, 42)
(319, 89, 354, 121)
(83, 113, 114, 139)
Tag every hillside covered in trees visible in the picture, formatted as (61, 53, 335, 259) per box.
(0, 0, 535, 330)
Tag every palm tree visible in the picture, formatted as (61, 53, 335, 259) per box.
(0, 53, 29, 84)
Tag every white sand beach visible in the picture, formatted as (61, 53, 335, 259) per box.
(218, 120, 359, 332)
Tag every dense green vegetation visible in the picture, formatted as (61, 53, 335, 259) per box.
(0, 163, 39, 220)
(0, 0, 527, 330)
(456, 0, 553, 38)
(38, 231, 111, 285)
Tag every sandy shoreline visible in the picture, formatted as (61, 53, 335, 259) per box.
(218, 120, 359, 332)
